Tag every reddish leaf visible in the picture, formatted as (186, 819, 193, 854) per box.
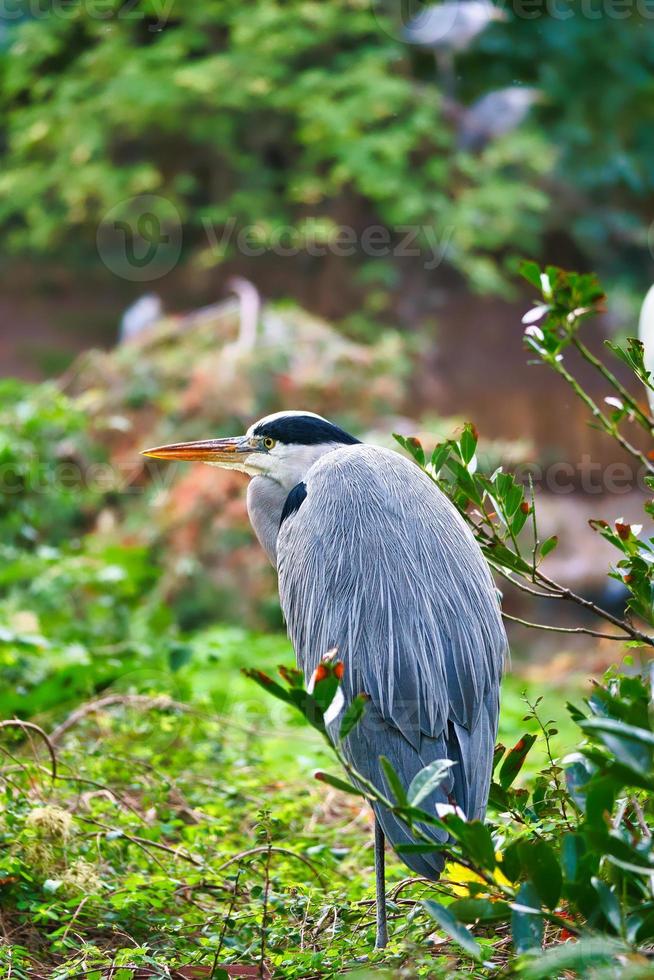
(499, 734, 537, 789)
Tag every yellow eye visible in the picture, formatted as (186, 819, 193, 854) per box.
(263, 437, 276, 450)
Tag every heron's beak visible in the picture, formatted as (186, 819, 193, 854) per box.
(141, 435, 256, 464)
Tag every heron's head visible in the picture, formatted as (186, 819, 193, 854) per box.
(142, 411, 360, 491)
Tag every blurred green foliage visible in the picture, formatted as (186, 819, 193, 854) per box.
(0, 675, 575, 978)
(0, 380, 94, 546)
(0, 368, 584, 976)
(5, 0, 651, 297)
(3, 260, 654, 974)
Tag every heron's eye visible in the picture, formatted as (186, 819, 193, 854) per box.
(263, 437, 276, 450)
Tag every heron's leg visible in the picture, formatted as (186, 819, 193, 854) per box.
(435, 50, 456, 98)
(374, 817, 388, 949)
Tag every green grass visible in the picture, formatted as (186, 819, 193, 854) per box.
(0, 627, 586, 978)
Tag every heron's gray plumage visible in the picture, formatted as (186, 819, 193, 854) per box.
(144, 412, 507, 891)
(403, 1, 505, 53)
(458, 87, 541, 151)
(276, 444, 506, 879)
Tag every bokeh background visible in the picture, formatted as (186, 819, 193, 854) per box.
(1, 3, 654, 972)
(2, 0, 653, 658)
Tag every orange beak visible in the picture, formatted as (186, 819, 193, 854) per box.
(141, 436, 256, 464)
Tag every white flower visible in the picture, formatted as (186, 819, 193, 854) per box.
(522, 305, 549, 326)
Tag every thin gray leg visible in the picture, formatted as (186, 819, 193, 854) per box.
(374, 817, 388, 949)
(435, 50, 455, 99)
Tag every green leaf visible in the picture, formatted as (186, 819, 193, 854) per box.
(168, 642, 192, 672)
(516, 937, 628, 979)
(560, 833, 586, 883)
(242, 668, 294, 705)
(565, 760, 593, 809)
(501, 839, 523, 882)
(278, 664, 304, 688)
(460, 423, 478, 465)
(540, 535, 558, 559)
(518, 840, 562, 910)
(510, 506, 530, 536)
(395, 842, 444, 854)
(393, 433, 425, 466)
(423, 899, 482, 960)
(446, 457, 484, 507)
(446, 816, 497, 871)
(520, 840, 563, 909)
(314, 771, 364, 797)
(633, 910, 654, 943)
(407, 437, 425, 466)
(520, 260, 543, 290)
(338, 693, 369, 740)
(310, 666, 341, 714)
(492, 744, 506, 772)
(591, 877, 622, 934)
(485, 539, 533, 575)
(379, 756, 408, 805)
(584, 775, 619, 829)
(449, 898, 511, 923)
(577, 718, 654, 772)
(487, 779, 509, 810)
(407, 758, 455, 808)
(430, 441, 452, 474)
(511, 882, 543, 953)
(499, 734, 537, 789)
(600, 831, 654, 875)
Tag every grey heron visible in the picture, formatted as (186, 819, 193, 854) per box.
(403, 1, 507, 94)
(458, 87, 541, 151)
(119, 293, 163, 343)
(226, 276, 261, 353)
(143, 411, 507, 948)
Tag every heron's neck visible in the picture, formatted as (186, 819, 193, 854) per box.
(247, 476, 287, 567)
(246, 441, 348, 565)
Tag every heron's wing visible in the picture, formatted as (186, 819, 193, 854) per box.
(277, 444, 507, 839)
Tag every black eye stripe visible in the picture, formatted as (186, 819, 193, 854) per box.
(253, 415, 360, 446)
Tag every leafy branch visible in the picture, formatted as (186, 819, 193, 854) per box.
(395, 426, 654, 647)
(245, 655, 654, 967)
